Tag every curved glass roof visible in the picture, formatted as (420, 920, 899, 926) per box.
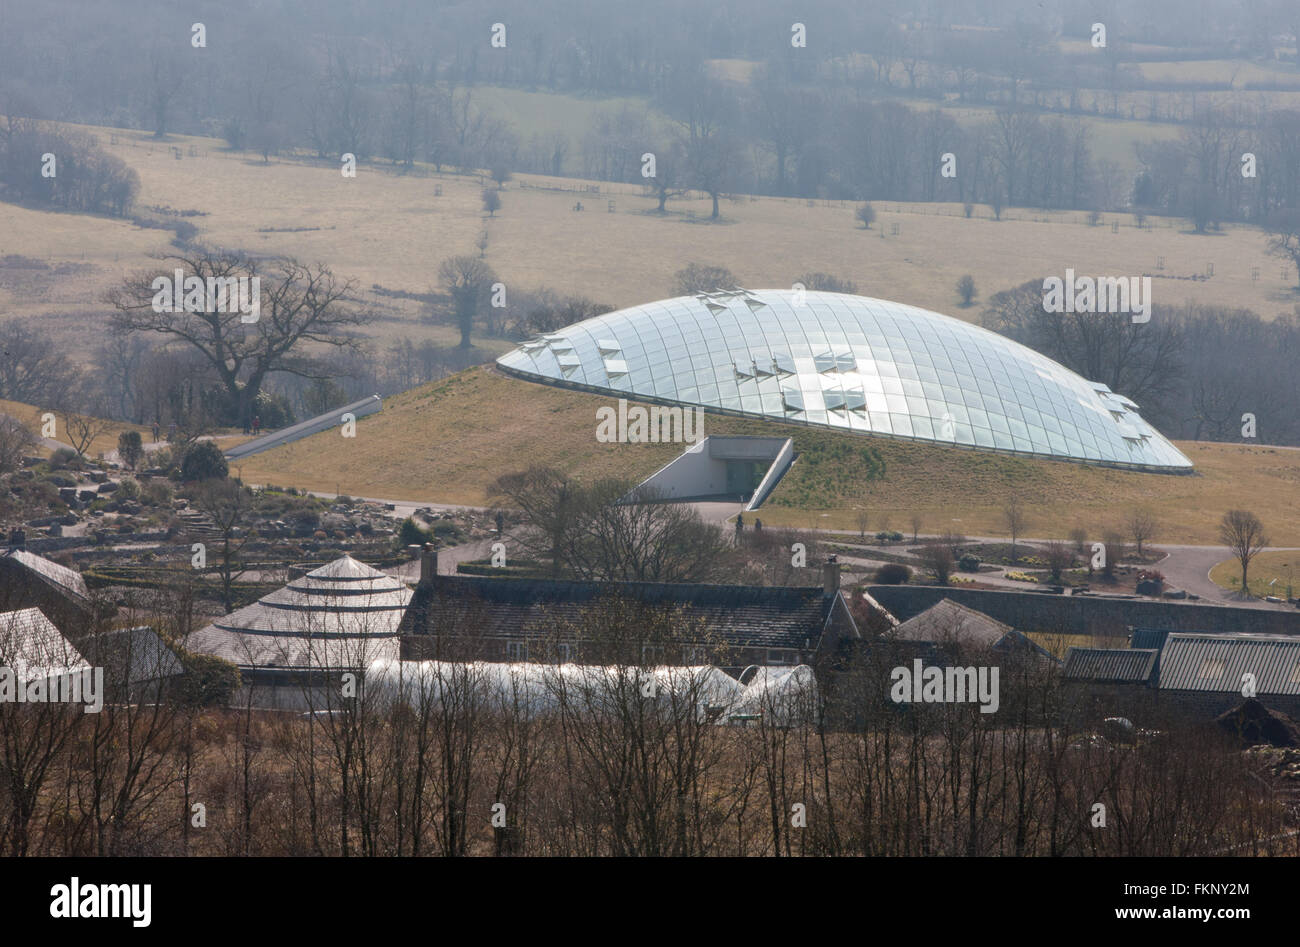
(497, 289, 1192, 471)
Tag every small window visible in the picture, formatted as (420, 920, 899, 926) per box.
(1198, 657, 1225, 680)
(557, 642, 573, 664)
(506, 640, 528, 662)
(682, 646, 708, 665)
(642, 644, 663, 665)
(767, 649, 796, 665)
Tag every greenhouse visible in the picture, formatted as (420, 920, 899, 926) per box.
(497, 289, 1192, 472)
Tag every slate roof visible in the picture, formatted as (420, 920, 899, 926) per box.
(185, 555, 412, 671)
(0, 607, 90, 679)
(80, 627, 184, 685)
(398, 575, 839, 651)
(887, 598, 1055, 662)
(1158, 633, 1300, 695)
(1061, 647, 1158, 684)
(2, 549, 90, 601)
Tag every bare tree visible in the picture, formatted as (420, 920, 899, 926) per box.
(107, 250, 372, 429)
(0, 414, 37, 474)
(956, 274, 977, 306)
(1101, 531, 1126, 580)
(0, 320, 77, 405)
(673, 262, 736, 295)
(62, 406, 112, 458)
(438, 256, 497, 350)
(191, 479, 254, 612)
(917, 541, 955, 584)
(1127, 509, 1158, 558)
(1219, 509, 1269, 597)
(1044, 540, 1074, 584)
(489, 467, 735, 583)
(1266, 210, 1300, 290)
(856, 507, 869, 541)
(910, 513, 923, 543)
(1003, 497, 1028, 563)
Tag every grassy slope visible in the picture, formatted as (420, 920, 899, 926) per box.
(1209, 549, 1300, 598)
(235, 367, 1300, 546)
(0, 398, 150, 459)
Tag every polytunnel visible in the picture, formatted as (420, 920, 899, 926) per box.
(365, 659, 819, 725)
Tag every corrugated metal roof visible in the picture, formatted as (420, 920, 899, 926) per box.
(1129, 628, 1173, 651)
(1062, 647, 1157, 683)
(1158, 633, 1300, 695)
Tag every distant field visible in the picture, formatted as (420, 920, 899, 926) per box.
(0, 118, 1292, 370)
(234, 366, 1300, 546)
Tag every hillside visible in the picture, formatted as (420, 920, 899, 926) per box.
(234, 366, 1300, 546)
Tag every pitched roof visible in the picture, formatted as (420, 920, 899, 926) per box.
(887, 598, 1054, 662)
(0, 607, 89, 679)
(889, 598, 1014, 648)
(1158, 633, 1300, 695)
(80, 627, 184, 685)
(1062, 647, 1158, 684)
(399, 576, 837, 651)
(3, 549, 89, 600)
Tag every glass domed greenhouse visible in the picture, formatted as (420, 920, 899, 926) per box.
(496, 289, 1192, 472)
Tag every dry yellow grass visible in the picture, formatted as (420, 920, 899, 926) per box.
(234, 367, 1300, 546)
(2, 121, 1294, 369)
(0, 398, 150, 459)
(1208, 550, 1300, 599)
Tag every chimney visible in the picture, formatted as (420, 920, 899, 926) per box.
(822, 554, 839, 597)
(419, 543, 439, 587)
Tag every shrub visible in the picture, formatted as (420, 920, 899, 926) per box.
(174, 652, 241, 708)
(117, 430, 144, 470)
(42, 471, 77, 488)
(180, 441, 228, 481)
(874, 563, 911, 584)
(116, 477, 141, 501)
(50, 447, 79, 468)
(141, 481, 173, 507)
(958, 553, 981, 572)
(856, 202, 876, 228)
(398, 517, 429, 547)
